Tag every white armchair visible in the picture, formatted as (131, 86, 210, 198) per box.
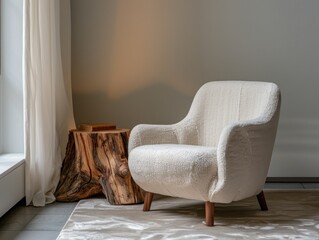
(128, 81, 281, 226)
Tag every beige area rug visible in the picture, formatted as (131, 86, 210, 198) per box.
(57, 190, 319, 239)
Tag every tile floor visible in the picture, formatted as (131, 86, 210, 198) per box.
(0, 183, 318, 240)
(0, 201, 77, 240)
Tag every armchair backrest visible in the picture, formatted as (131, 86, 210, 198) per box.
(187, 81, 281, 147)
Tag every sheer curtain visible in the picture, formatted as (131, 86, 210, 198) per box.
(23, 0, 75, 206)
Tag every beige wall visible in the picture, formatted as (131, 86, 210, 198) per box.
(71, 0, 319, 177)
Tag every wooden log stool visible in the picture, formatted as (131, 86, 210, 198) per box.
(55, 124, 144, 205)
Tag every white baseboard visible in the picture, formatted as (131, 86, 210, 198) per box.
(267, 177, 319, 183)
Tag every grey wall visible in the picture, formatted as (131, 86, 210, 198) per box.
(71, 0, 319, 177)
(0, 0, 24, 153)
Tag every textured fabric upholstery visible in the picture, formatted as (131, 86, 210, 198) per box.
(129, 81, 281, 203)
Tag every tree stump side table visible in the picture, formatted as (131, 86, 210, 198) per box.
(54, 128, 144, 205)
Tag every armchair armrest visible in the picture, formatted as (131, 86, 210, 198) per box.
(128, 124, 179, 153)
(128, 118, 200, 153)
(210, 116, 279, 203)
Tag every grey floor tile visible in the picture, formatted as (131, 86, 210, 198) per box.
(0, 231, 20, 240)
(8, 202, 77, 216)
(24, 214, 69, 231)
(6, 206, 43, 216)
(0, 230, 60, 240)
(302, 183, 319, 189)
(0, 214, 35, 231)
(44, 201, 78, 209)
(31, 202, 78, 216)
(264, 183, 304, 189)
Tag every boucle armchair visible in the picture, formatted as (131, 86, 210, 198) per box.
(128, 81, 281, 226)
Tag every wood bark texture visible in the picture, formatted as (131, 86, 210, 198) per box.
(55, 129, 144, 204)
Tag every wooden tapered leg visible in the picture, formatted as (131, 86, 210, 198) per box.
(143, 192, 154, 211)
(205, 201, 215, 226)
(257, 191, 268, 211)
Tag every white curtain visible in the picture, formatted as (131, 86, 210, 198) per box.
(23, 0, 75, 206)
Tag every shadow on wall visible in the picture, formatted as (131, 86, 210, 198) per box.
(71, 0, 205, 128)
(73, 82, 194, 129)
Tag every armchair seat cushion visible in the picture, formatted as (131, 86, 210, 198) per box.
(129, 144, 218, 201)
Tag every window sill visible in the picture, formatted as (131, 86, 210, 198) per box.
(0, 153, 25, 180)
